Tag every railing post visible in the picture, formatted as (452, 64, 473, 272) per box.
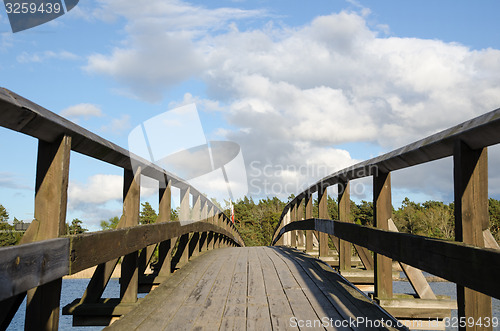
(318, 185, 329, 258)
(200, 200, 208, 252)
(373, 171, 393, 300)
(24, 135, 71, 331)
(339, 180, 351, 271)
(454, 141, 492, 331)
(157, 176, 174, 278)
(290, 202, 297, 248)
(120, 168, 141, 304)
(296, 198, 305, 248)
(191, 194, 201, 257)
(207, 206, 214, 250)
(305, 193, 313, 252)
(178, 187, 191, 265)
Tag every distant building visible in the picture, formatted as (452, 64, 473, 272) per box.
(14, 222, 30, 231)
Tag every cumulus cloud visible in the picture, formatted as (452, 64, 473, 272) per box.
(60, 103, 104, 121)
(84, 1, 500, 200)
(17, 50, 79, 63)
(100, 114, 131, 135)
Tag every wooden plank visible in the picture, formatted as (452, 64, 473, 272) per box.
(274, 218, 500, 300)
(353, 244, 374, 270)
(257, 247, 298, 330)
(290, 203, 297, 247)
(373, 171, 393, 300)
(192, 249, 240, 329)
(220, 248, 248, 330)
(483, 229, 500, 249)
(264, 248, 325, 331)
(25, 135, 71, 331)
(453, 142, 491, 330)
(268, 248, 346, 327)
(103, 249, 223, 330)
(246, 247, 271, 330)
(164, 248, 234, 330)
(273, 247, 404, 330)
(318, 186, 329, 258)
(0, 238, 69, 301)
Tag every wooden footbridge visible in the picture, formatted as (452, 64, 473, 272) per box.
(1, 88, 500, 330)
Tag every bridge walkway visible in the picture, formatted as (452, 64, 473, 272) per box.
(107, 246, 402, 331)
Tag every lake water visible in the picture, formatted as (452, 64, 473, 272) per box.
(7, 279, 500, 330)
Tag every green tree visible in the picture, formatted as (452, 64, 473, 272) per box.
(140, 202, 158, 225)
(100, 216, 120, 230)
(0, 204, 9, 224)
(68, 218, 88, 235)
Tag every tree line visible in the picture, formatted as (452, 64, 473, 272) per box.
(1, 197, 499, 247)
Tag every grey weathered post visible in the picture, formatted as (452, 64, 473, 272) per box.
(454, 141, 492, 331)
(338, 180, 351, 271)
(25, 135, 71, 331)
(120, 168, 141, 304)
(373, 171, 393, 299)
(318, 185, 329, 258)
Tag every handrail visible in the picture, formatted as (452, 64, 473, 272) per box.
(271, 105, 500, 326)
(272, 106, 500, 239)
(0, 88, 244, 329)
(273, 218, 500, 300)
(0, 219, 240, 301)
(0, 87, 239, 233)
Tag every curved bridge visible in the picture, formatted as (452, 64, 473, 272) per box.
(0, 88, 499, 330)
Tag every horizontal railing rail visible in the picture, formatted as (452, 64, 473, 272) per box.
(273, 218, 500, 300)
(0, 87, 244, 330)
(0, 219, 240, 302)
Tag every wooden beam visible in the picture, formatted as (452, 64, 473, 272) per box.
(69, 221, 240, 274)
(373, 171, 393, 300)
(0, 238, 69, 301)
(180, 187, 190, 222)
(318, 185, 328, 258)
(273, 218, 500, 300)
(120, 168, 141, 304)
(338, 180, 351, 271)
(25, 135, 71, 331)
(305, 194, 313, 252)
(388, 219, 436, 300)
(290, 203, 296, 248)
(454, 141, 491, 330)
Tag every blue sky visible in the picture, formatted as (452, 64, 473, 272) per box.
(1, 0, 500, 230)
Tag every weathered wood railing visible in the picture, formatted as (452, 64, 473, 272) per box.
(272, 106, 500, 330)
(0, 88, 244, 330)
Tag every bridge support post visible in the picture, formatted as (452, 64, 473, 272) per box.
(305, 193, 313, 252)
(318, 185, 329, 258)
(23, 135, 71, 331)
(120, 168, 141, 304)
(179, 187, 191, 265)
(373, 171, 393, 300)
(338, 180, 351, 271)
(454, 141, 492, 331)
(191, 194, 201, 257)
(156, 177, 174, 277)
(290, 203, 297, 248)
(200, 200, 209, 252)
(296, 198, 305, 248)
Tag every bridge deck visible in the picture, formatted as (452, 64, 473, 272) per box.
(106, 247, 402, 331)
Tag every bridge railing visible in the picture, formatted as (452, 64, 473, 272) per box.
(271, 106, 500, 327)
(0, 88, 244, 330)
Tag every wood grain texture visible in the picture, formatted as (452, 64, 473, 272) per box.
(273, 218, 500, 300)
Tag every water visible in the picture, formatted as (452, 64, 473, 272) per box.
(7, 279, 500, 330)
(7, 279, 121, 331)
(393, 280, 500, 330)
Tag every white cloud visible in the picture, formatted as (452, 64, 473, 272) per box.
(69, 174, 123, 206)
(60, 103, 104, 121)
(100, 114, 131, 134)
(16, 50, 79, 63)
(83, 2, 500, 200)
